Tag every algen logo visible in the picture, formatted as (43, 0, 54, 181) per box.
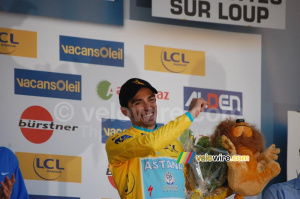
(145, 45, 205, 76)
(19, 106, 78, 144)
(97, 80, 117, 100)
(0, 28, 37, 58)
(184, 87, 243, 115)
(97, 80, 170, 101)
(15, 152, 82, 183)
(15, 68, 81, 100)
(60, 35, 124, 67)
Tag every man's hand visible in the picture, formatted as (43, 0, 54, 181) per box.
(188, 98, 208, 119)
(0, 174, 15, 199)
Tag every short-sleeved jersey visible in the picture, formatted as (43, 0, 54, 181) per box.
(106, 113, 193, 199)
(0, 147, 29, 199)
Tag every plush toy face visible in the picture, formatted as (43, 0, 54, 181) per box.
(232, 122, 253, 138)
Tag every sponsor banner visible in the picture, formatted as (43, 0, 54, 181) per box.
(145, 45, 205, 76)
(102, 118, 164, 143)
(0, 0, 123, 26)
(97, 80, 119, 101)
(101, 119, 132, 143)
(184, 87, 243, 116)
(19, 105, 78, 144)
(60, 35, 124, 67)
(97, 80, 170, 101)
(106, 165, 117, 189)
(29, 195, 80, 199)
(152, 0, 286, 29)
(0, 27, 37, 58)
(16, 152, 82, 183)
(15, 68, 82, 100)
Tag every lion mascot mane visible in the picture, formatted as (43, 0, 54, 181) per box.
(210, 119, 281, 199)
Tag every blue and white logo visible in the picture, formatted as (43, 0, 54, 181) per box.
(60, 35, 124, 67)
(164, 172, 175, 185)
(15, 68, 81, 100)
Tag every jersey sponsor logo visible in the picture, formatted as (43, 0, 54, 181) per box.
(16, 152, 81, 183)
(144, 159, 183, 171)
(184, 86, 243, 115)
(164, 171, 174, 185)
(19, 106, 78, 144)
(125, 171, 135, 195)
(15, 68, 82, 100)
(0, 28, 37, 58)
(115, 135, 132, 144)
(145, 45, 205, 76)
(141, 157, 185, 199)
(60, 35, 124, 67)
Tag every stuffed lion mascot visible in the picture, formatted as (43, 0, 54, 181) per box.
(210, 119, 281, 199)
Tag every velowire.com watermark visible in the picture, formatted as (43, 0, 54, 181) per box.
(177, 152, 249, 163)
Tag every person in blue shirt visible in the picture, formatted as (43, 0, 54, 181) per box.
(263, 174, 300, 199)
(0, 147, 29, 199)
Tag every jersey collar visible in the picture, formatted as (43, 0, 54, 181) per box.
(132, 124, 158, 132)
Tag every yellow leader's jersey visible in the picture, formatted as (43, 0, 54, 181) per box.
(105, 113, 193, 199)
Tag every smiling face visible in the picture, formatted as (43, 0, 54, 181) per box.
(122, 87, 157, 130)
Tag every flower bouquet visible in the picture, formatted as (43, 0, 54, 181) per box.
(180, 129, 233, 199)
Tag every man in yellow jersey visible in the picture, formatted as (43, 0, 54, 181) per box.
(106, 78, 207, 199)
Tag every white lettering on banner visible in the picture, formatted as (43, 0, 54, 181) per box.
(144, 160, 183, 171)
(219, 95, 241, 111)
(152, 0, 286, 29)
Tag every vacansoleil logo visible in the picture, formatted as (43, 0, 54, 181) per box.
(177, 152, 249, 163)
(14, 68, 82, 100)
(60, 35, 124, 67)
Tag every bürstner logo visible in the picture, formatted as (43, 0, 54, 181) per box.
(60, 35, 124, 67)
(14, 68, 81, 100)
(184, 87, 243, 115)
(19, 106, 78, 144)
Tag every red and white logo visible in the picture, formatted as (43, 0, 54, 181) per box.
(106, 165, 117, 189)
(19, 105, 78, 144)
(19, 106, 54, 144)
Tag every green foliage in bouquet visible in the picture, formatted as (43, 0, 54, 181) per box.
(180, 129, 229, 197)
(194, 136, 228, 193)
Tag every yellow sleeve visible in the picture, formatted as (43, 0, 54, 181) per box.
(106, 113, 192, 165)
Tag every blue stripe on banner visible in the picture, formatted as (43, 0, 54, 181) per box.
(188, 152, 195, 164)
